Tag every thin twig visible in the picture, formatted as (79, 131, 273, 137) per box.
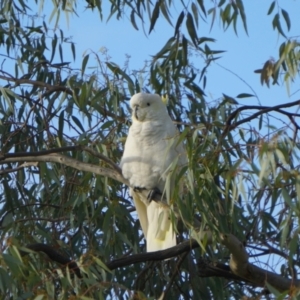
(223, 100, 300, 137)
(163, 251, 189, 299)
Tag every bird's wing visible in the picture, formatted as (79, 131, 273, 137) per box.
(146, 201, 176, 252)
(131, 188, 148, 239)
(131, 188, 176, 252)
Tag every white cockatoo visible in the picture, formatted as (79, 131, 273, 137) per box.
(120, 93, 187, 252)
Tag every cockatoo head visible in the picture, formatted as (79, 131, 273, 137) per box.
(130, 93, 167, 122)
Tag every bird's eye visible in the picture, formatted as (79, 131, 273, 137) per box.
(147, 103, 150, 106)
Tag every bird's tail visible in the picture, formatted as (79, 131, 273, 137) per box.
(146, 201, 176, 252)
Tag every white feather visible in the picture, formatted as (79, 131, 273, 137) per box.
(120, 93, 187, 252)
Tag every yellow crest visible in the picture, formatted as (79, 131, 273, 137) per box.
(161, 94, 169, 105)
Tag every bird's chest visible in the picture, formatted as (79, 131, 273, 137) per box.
(131, 122, 164, 147)
(124, 122, 171, 189)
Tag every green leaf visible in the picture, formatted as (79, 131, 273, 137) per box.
(218, 0, 226, 7)
(272, 13, 286, 38)
(222, 93, 238, 104)
(236, 0, 248, 35)
(50, 34, 57, 63)
(149, 1, 160, 34)
(160, 1, 173, 27)
(258, 114, 263, 130)
(0, 267, 12, 292)
(71, 42, 76, 61)
(174, 11, 185, 37)
(81, 54, 89, 76)
(197, 0, 206, 16)
(3, 253, 23, 277)
(221, 4, 231, 26)
(182, 34, 188, 66)
(198, 37, 215, 44)
(130, 10, 139, 30)
(59, 43, 63, 62)
(58, 110, 64, 142)
(72, 116, 85, 132)
(93, 256, 112, 273)
(281, 9, 291, 31)
(265, 282, 280, 297)
(267, 1, 275, 15)
(282, 188, 293, 207)
(185, 82, 205, 97)
(186, 12, 198, 47)
(153, 37, 175, 59)
(191, 2, 199, 28)
(33, 295, 45, 300)
(236, 93, 255, 98)
(208, 7, 216, 32)
(106, 62, 134, 93)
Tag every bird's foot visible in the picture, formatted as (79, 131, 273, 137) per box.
(147, 187, 162, 203)
(133, 186, 146, 192)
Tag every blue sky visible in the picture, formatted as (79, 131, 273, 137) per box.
(40, 0, 300, 110)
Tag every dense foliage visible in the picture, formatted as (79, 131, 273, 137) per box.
(0, 1, 300, 299)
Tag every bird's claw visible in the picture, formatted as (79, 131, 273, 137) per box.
(133, 186, 162, 203)
(133, 186, 146, 192)
(147, 187, 162, 203)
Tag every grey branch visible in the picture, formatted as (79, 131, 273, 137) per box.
(0, 153, 128, 185)
(221, 233, 300, 292)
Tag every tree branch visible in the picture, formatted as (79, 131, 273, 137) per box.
(23, 244, 82, 278)
(20, 234, 300, 294)
(0, 74, 73, 95)
(106, 239, 199, 270)
(221, 233, 300, 292)
(222, 99, 300, 137)
(161, 251, 189, 299)
(0, 73, 127, 123)
(0, 152, 127, 185)
(0, 162, 38, 175)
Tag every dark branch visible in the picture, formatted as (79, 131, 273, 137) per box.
(20, 240, 199, 279)
(23, 243, 82, 278)
(106, 239, 199, 270)
(163, 251, 189, 297)
(222, 99, 300, 137)
(18, 239, 290, 293)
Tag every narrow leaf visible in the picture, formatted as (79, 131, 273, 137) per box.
(272, 13, 286, 38)
(160, 1, 173, 27)
(130, 10, 139, 30)
(191, 2, 199, 28)
(174, 11, 185, 37)
(58, 44, 63, 62)
(208, 7, 216, 32)
(218, 0, 226, 7)
(153, 37, 175, 59)
(149, 1, 160, 34)
(71, 43, 76, 61)
(72, 116, 85, 132)
(236, 0, 248, 35)
(186, 12, 198, 47)
(182, 34, 188, 66)
(197, 0, 206, 16)
(81, 54, 89, 76)
(267, 1, 275, 15)
(236, 93, 255, 98)
(281, 9, 291, 31)
(58, 110, 64, 142)
(50, 34, 57, 63)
